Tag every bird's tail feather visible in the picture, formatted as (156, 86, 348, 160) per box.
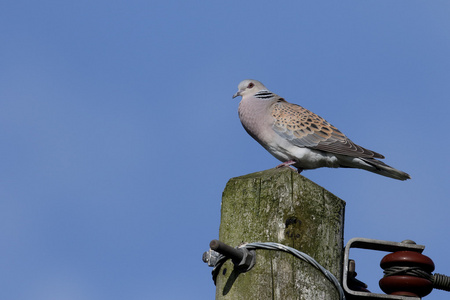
(359, 158, 411, 181)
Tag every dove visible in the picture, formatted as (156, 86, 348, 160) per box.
(233, 79, 410, 180)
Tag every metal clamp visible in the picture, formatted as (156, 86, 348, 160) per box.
(343, 237, 425, 300)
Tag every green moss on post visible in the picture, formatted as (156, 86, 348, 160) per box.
(216, 167, 346, 300)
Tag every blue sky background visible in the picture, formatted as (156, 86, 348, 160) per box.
(1, 1, 449, 299)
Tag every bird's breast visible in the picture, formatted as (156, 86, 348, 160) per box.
(238, 98, 276, 144)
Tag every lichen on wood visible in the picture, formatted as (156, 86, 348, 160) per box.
(216, 167, 345, 300)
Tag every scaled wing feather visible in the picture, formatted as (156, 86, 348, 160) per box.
(271, 99, 384, 159)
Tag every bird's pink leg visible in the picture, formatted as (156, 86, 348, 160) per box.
(276, 160, 303, 173)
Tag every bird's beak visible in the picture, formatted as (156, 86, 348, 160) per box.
(232, 91, 241, 99)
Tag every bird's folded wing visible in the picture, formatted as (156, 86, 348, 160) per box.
(271, 100, 384, 159)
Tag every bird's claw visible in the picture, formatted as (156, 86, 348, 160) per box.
(276, 160, 303, 173)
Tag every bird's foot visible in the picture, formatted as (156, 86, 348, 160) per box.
(276, 160, 302, 173)
(276, 160, 296, 168)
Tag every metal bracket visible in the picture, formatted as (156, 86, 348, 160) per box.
(343, 237, 425, 300)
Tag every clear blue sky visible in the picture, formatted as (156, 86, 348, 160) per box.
(1, 1, 449, 299)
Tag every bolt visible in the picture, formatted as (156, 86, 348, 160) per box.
(401, 240, 416, 245)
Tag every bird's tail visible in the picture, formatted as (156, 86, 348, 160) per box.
(360, 158, 411, 181)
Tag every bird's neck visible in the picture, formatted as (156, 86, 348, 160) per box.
(254, 90, 276, 100)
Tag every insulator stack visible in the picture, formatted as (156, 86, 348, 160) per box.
(379, 250, 435, 297)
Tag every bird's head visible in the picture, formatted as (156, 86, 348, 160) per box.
(233, 79, 268, 99)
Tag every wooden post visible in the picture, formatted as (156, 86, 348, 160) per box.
(215, 167, 346, 300)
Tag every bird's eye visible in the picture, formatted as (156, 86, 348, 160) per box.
(247, 82, 254, 88)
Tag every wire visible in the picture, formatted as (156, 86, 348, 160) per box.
(433, 273, 450, 292)
(210, 241, 345, 300)
(383, 266, 433, 281)
(244, 242, 345, 300)
(383, 266, 450, 292)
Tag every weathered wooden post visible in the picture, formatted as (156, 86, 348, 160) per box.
(214, 167, 346, 299)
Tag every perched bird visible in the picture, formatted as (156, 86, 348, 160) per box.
(233, 79, 410, 180)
